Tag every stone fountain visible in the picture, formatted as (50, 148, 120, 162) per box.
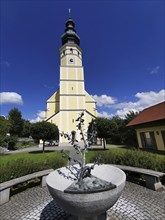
(46, 113, 126, 220)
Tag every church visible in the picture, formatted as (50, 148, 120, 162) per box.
(45, 13, 97, 144)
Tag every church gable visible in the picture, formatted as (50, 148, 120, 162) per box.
(47, 89, 60, 102)
(85, 91, 96, 103)
(46, 89, 60, 120)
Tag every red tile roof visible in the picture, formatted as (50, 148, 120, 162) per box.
(127, 101, 165, 126)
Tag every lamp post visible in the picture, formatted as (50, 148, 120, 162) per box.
(6, 133, 10, 150)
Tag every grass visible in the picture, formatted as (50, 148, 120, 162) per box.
(15, 142, 35, 149)
(0, 147, 164, 184)
(14, 140, 36, 150)
(86, 148, 165, 186)
(0, 151, 67, 183)
(86, 148, 165, 172)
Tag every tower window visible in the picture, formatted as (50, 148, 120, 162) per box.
(70, 48, 73, 53)
(72, 119, 74, 123)
(72, 87, 73, 90)
(63, 50, 65, 55)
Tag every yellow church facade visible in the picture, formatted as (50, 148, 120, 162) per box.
(45, 15, 97, 143)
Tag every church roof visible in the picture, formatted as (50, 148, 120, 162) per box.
(47, 90, 59, 102)
(127, 101, 165, 126)
(85, 91, 96, 103)
(61, 10, 80, 46)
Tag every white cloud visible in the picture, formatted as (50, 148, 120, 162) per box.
(0, 92, 23, 105)
(37, 110, 45, 119)
(0, 60, 10, 67)
(115, 108, 138, 119)
(30, 110, 45, 123)
(92, 94, 116, 107)
(150, 66, 160, 74)
(97, 111, 114, 118)
(135, 90, 165, 105)
(114, 89, 165, 118)
(44, 84, 55, 90)
(94, 89, 165, 119)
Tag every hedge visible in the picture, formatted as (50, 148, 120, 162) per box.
(86, 148, 165, 173)
(0, 151, 67, 183)
(1, 148, 164, 183)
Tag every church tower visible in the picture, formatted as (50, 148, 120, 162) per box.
(45, 12, 97, 143)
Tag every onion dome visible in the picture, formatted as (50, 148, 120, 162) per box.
(61, 9, 80, 46)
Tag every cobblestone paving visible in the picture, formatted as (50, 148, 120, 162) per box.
(0, 182, 164, 220)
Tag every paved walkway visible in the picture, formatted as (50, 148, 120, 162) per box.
(1, 146, 60, 155)
(1, 146, 165, 219)
(0, 182, 164, 220)
(1, 144, 121, 155)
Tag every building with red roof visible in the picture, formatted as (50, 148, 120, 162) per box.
(127, 101, 165, 152)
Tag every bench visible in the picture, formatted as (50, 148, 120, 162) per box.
(0, 169, 53, 205)
(112, 164, 165, 191)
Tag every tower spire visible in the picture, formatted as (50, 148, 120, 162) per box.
(61, 10, 80, 46)
(68, 8, 71, 18)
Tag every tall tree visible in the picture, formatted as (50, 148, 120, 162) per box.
(22, 120, 31, 137)
(0, 116, 10, 145)
(8, 108, 23, 137)
(90, 112, 139, 148)
(93, 117, 112, 149)
(109, 116, 124, 144)
(123, 111, 139, 147)
(31, 121, 59, 152)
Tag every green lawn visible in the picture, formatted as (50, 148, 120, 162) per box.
(0, 151, 67, 183)
(0, 148, 164, 183)
(86, 148, 165, 172)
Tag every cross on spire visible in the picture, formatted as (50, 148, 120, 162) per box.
(61, 9, 80, 46)
(68, 8, 71, 18)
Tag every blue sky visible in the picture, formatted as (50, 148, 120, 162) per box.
(1, 0, 164, 122)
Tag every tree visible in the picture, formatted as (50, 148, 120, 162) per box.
(22, 120, 31, 137)
(90, 112, 139, 148)
(93, 118, 112, 149)
(0, 116, 10, 146)
(108, 116, 124, 144)
(31, 121, 59, 152)
(8, 108, 23, 137)
(122, 111, 139, 147)
(124, 111, 139, 124)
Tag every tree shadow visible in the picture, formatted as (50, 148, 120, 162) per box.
(28, 150, 55, 154)
(88, 148, 108, 151)
(40, 200, 69, 220)
(40, 200, 106, 220)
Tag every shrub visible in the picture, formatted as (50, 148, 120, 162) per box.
(87, 148, 165, 173)
(15, 140, 35, 149)
(0, 136, 18, 150)
(7, 136, 18, 150)
(0, 152, 67, 183)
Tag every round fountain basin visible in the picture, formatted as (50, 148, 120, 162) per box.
(46, 164, 126, 218)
